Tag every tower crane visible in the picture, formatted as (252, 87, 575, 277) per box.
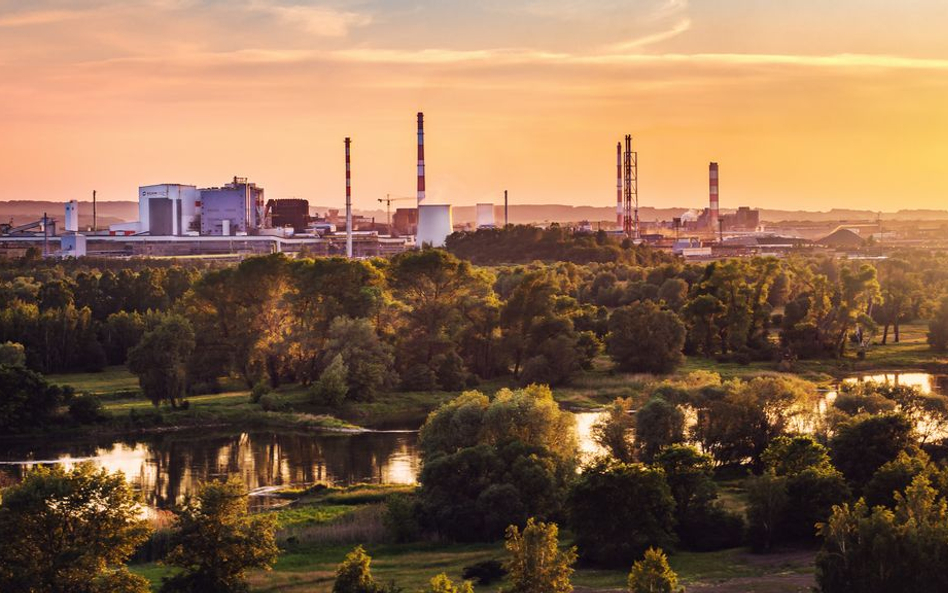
(378, 194, 414, 233)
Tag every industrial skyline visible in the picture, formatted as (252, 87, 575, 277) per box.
(2, 1, 948, 211)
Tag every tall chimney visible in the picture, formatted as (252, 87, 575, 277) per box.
(616, 142, 623, 229)
(417, 112, 425, 206)
(709, 162, 719, 232)
(345, 137, 353, 258)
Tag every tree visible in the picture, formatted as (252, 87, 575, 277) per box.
(627, 548, 681, 593)
(692, 376, 816, 469)
(503, 518, 576, 593)
(333, 546, 381, 593)
(567, 460, 676, 567)
(592, 397, 637, 463)
(417, 386, 578, 541)
(0, 363, 72, 433)
(311, 353, 349, 406)
(0, 464, 151, 593)
(928, 296, 948, 352)
(127, 315, 196, 408)
(635, 398, 685, 462)
(830, 413, 915, 489)
(322, 317, 396, 400)
(745, 471, 788, 552)
(160, 475, 278, 593)
(816, 475, 948, 593)
(606, 301, 685, 374)
(760, 435, 850, 543)
(0, 340, 25, 367)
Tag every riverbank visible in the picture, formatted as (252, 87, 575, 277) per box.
(37, 320, 946, 440)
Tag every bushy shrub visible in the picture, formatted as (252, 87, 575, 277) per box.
(259, 393, 288, 412)
(249, 381, 269, 404)
(383, 494, 422, 543)
(462, 560, 507, 586)
(68, 394, 104, 424)
(311, 354, 349, 406)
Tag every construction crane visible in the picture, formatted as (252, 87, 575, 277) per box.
(377, 194, 414, 232)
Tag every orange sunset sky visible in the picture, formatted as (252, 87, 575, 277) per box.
(1, 0, 948, 212)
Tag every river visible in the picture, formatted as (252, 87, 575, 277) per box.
(0, 372, 942, 511)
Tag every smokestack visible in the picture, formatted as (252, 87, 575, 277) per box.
(616, 142, 623, 229)
(345, 137, 353, 258)
(504, 189, 508, 227)
(417, 112, 425, 206)
(709, 162, 719, 232)
(92, 190, 97, 232)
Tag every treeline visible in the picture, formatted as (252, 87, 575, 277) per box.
(3, 247, 948, 407)
(445, 225, 677, 266)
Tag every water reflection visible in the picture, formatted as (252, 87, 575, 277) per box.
(0, 430, 419, 511)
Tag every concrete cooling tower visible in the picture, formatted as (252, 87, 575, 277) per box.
(417, 204, 453, 247)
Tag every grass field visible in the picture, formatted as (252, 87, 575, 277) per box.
(128, 483, 813, 593)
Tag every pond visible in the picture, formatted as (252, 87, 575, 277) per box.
(0, 412, 606, 512)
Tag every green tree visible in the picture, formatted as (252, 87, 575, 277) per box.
(311, 353, 349, 406)
(0, 464, 150, 593)
(161, 475, 279, 593)
(567, 460, 676, 567)
(606, 301, 685, 374)
(635, 397, 685, 462)
(417, 386, 578, 540)
(816, 475, 948, 593)
(592, 397, 637, 463)
(127, 315, 196, 408)
(627, 548, 681, 593)
(928, 296, 948, 352)
(333, 546, 381, 593)
(830, 413, 915, 489)
(323, 317, 396, 400)
(0, 340, 25, 367)
(692, 376, 816, 468)
(745, 471, 788, 552)
(503, 518, 576, 593)
(0, 364, 72, 433)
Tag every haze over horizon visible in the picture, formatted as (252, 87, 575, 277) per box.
(2, 0, 947, 212)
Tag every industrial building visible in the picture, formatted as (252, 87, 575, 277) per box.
(200, 177, 265, 236)
(138, 184, 201, 236)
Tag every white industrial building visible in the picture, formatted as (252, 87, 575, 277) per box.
(137, 184, 200, 236)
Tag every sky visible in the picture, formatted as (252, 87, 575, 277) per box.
(2, 0, 948, 212)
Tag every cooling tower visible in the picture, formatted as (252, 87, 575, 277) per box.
(476, 203, 495, 228)
(417, 204, 453, 247)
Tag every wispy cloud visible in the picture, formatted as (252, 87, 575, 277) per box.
(246, 2, 371, 37)
(607, 18, 692, 51)
(0, 9, 83, 27)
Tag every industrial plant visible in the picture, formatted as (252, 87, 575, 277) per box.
(0, 114, 784, 261)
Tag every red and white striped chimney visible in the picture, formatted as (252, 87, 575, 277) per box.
(345, 137, 353, 258)
(616, 142, 623, 229)
(709, 162, 719, 231)
(417, 112, 425, 206)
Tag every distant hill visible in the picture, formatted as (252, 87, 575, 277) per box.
(4, 200, 948, 228)
(0, 200, 138, 229)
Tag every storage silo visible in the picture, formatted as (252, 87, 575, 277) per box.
(417, 204, 453, 247)
(475, 203, 495, 228)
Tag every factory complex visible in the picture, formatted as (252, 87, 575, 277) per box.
(0, 115, 798, 261)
